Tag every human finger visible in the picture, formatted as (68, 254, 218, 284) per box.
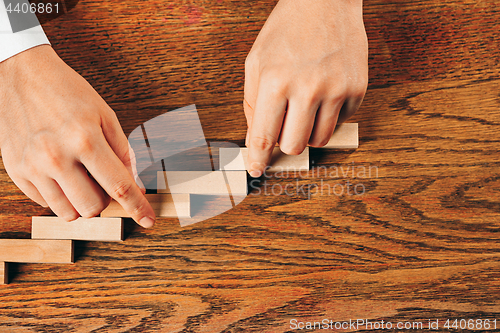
(337, 92, 366, 125)
(246, 81, 288, 177)
(80, 132, 156, 228)
(308, 99, 343, 147)
(34, 178, 80, 221)
(56, 164, 111, 218)
(13, 178, 48, 208)
(278, 96, 320, 155)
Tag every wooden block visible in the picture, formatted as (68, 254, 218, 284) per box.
(32, 217, 124, 241)
(158, 171, 247, 195)
(0, 240, 74, 263)
(323, 123, 359, 148)
(101, 193, 191, 218)
(219, 123, 356, 172)
(1, 262, 7, 285)
(220, 147, 309, 172)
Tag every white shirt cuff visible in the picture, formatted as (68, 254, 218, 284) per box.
(0, 1, 50, 62)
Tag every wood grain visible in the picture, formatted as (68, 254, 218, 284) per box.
(324, 123, 359, 148)
(32, 216, 124, 241)
(0, 0, 499, 331)
(0, 240, 74, 263)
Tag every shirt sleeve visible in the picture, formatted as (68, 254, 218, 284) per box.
(0, 1, 50, 63)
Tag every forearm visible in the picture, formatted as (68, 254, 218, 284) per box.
(0, 1, 50, 63)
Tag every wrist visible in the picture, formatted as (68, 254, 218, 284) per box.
(0, 44, 55, 78)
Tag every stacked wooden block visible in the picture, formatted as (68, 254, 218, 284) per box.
(103, 122, 359, 217)
(218, 123, 358, 171)
(1, 216, 124, 284)
(1, 123, 357, 284)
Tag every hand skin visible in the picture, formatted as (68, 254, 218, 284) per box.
(244, 0, 368, 177)
(0, 45, 156, 228)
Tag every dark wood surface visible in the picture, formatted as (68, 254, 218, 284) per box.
(1, 0, 499, 331)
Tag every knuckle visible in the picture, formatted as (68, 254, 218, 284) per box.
(36, 139, 65, 173)
(330, 80, 348, 98)
(262, 75, 287, 95)
(21, 161, 40, 178)
(245, 54, 260, 78)
(73, 130, 95, 156)
(129, 200, 148, 219)
(245, 50, 258, 68)
(244, 53, 253, 69)
(110, 179, 134, 200)
(44, 153, 64, 173)
(250, 135, 276, 152)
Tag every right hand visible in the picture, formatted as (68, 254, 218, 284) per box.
(0, 45, 155, 228)
(243, 0, 368, 177)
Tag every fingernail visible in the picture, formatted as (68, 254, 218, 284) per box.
(139, 216, 155, 228)
(249, 169, 262, 178)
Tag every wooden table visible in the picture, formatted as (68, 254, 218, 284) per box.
(1, 0, 499, 331)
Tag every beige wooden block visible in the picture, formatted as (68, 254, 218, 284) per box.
(1, 262, 7, 285)
(0, 240, 74, 263)
(32, 217, 124, 241)
(324, 123, 359, 148)
(158, 171, 247, 195)
(220, 147, 309, 172)
(101, 193, 191, 218)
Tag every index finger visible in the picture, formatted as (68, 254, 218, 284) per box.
(81, 133, 156, 228)
(247, 83, 288, 178)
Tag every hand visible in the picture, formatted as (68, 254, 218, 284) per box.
(244, 0, 368, 177)
(0, 45, 156, 228)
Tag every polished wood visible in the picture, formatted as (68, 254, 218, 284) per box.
(101, 194, 191, 218)
(32, 216, 124, 241)
(324, 123, 359, 148)
(0, 239, 74, 263)
(0, 0, 499, 330)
